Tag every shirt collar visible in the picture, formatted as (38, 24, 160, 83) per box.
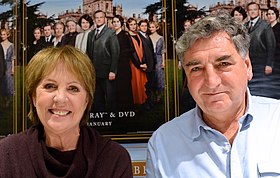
(96, 24, 105, 33)
(192, 88, 254, 140)
(250, 16, 259, 25)
(139, 31, 146, 37)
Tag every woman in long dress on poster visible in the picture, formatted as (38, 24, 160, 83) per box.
(149, 21, 165, 103)
(112, 15, 134, 110)
(0, 29, 15, 108)
(126, 18, 147, 109)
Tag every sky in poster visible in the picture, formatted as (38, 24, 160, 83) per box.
(27, 0, 159, 18)
(1, 0, 280, 15)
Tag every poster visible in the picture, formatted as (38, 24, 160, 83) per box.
(23, 0, 168, 140)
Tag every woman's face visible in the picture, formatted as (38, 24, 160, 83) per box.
(112, 17, 122, 31)
(184, 21, 191, 32)
(267, 9, 277, 23)
(67, 21, 77, 33)
(55, 24, 64, 37)
(81, 18, 90, 31)
(0, 31, 8, 41)
(149, 23, 157, 34)
(233, 10, 244, 23)
(34, 29, 41, 40)
(33, 62, 88, 135)
(128, 20, 137, 32)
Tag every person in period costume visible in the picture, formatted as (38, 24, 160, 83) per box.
(126, 18, 147, 108)
(75, 14, 93, 53)
(61, 19, 78, 47)
(138, 19, 157, 109)
(53, 21, 65, 47)
(38, 24, 55, 49)
(267, 6, 280, 99)
(246, 2, 276, 98)
(112, 15, 134, 110)
(28, 27, 43, 62)
(86, 10, 120, 112)
(0, 29, 15, 108)
(149, 21, 165, 104)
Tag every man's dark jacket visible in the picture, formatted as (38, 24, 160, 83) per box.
(86, 26, 120, 78)
(246, 18, 276, 67)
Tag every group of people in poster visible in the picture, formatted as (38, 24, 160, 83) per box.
(27, 10, 165, 113)
(1, 1, 280, 113)
(181, 2, 280, 111)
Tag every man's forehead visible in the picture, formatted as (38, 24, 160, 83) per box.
(189, 32, 232, 50)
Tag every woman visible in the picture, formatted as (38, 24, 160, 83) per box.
(61, 18, 79, 46)
(267, 6, 280, 99)
(0, 29, 15, 108)
(75, 14, 93, 53)
(112, 15, 134, 110)
(126, 18, 147, 106)
(53, 21, 65, 47)
(28, 27, 42, 62)
(149, 21, 165, 103)
(230, 6, 247, 23)
(0, 46, 132, 177)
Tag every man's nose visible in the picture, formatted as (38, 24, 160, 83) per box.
(204, 66, 221, 88)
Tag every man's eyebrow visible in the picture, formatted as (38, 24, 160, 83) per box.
(216, 55, 231, 62)
(186, 60, 201, 67)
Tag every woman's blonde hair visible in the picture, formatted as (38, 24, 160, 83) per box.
(26, 45, 95, 125)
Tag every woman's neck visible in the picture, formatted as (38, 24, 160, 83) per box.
(116, 28, 122, 34)
(44, 127, 80, 151)
(271, 20, 277, 27)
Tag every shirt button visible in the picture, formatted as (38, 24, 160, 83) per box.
(223, 144, 231, 153)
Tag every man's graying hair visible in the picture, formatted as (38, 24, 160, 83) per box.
(176, 12, 250, 65)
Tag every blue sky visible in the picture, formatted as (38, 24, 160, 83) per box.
(1, 0, 280, 15)
(189, 0, 280, 9)
(0, 0, 158, 18)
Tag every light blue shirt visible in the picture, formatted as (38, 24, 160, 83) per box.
(146, 90, 280, 178)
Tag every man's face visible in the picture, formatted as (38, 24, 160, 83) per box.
(139, 22, 148, 33)
(247, 4, 259, 19)
(183, 32, 252, 119)
(44, 25, 52, 37)
(94, 12, 106, 27)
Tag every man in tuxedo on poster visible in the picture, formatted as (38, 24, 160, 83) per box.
(138, 19, 156, 110)
(86, 10, 120, 112)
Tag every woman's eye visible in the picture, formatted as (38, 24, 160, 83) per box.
(68, 86, 79, 92)
(44, 83, 56, 89)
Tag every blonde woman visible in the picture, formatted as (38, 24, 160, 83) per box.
(0, 29, 15, 107)
(149, 21, 165, 103)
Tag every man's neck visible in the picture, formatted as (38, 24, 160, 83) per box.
(96, 23, 105, 28)
(250, 16, 259, 21)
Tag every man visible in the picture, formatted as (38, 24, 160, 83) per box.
(246, 2, 276, 98)
(86, 10, 120, 111)
(146, 13, 280, 177)
(39, 24, 55, 48)
(138, 19, 156, 109)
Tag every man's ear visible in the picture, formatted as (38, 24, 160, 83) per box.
(245, 55, 253, 81)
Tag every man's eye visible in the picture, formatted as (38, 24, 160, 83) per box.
(68, 86, 79, 92)
(191, 67, 201, 72)
(219, 62, 231, 67)
(44, 84, 56, 89)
